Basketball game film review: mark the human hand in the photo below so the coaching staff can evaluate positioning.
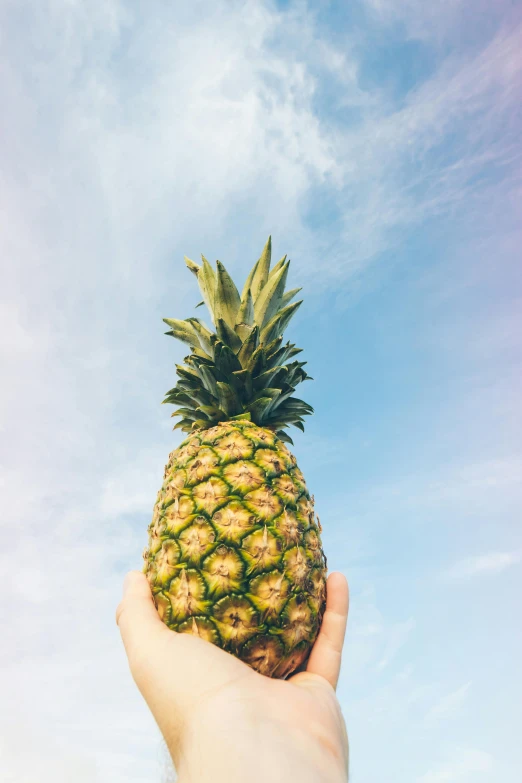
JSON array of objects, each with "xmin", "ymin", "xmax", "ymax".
[{"xmin": 116, "ymin": 570, "xmax": 349, "ymax": 783}]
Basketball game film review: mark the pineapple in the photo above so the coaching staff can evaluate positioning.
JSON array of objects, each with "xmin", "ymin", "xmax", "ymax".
[{"xmin": 144, "ymin": 237, "xmax": 327, "ymax": 678}]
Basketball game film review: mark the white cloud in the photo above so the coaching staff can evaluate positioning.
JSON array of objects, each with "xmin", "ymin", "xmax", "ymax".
[
  {"xmin": 342, "ymin": 582, "xmax": 416, "ymax": 683},
  {"xmin": 364, "ymin": 0, "xmax": 515, "ymax": 43},
  {"xmin": 2, "ymin": 1, "xmax": 519, "ymax": 306},
  {"xmin": 377, "ymin": 617, "xmax": 415, "ymax": 671},
  {"xmin": 358, "ymin": 457, "xmax": 522, "ymax": 519},
  {"xmin": 418, "ymin": 747, "xmax": 494, "ymax": 783},
  {"xmin": 443, "ymin": 551, "xmax": 522, "ymax": 581},
  {"xmin": 425, "ymin": 682, "xmax": 471, "ymax": 724},
  {"xmin": 100, "ymin": 448, "xmax": 167, "ymax": 517}
]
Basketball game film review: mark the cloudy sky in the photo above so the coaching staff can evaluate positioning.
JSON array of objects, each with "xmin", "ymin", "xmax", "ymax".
[{"xmin": 1, "ymin": 0, "xmax": 521, "ymax": 781}]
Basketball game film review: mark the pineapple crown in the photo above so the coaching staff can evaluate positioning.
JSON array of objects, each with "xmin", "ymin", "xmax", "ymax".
[{"xmin": 162, "ymin": 236, "xmax": 313, "ymax": 445}]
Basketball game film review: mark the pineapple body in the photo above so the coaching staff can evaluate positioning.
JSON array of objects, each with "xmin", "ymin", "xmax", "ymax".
[{"xmin": 144, "ymin": 419, "xmax": 326, "ymax": 678}]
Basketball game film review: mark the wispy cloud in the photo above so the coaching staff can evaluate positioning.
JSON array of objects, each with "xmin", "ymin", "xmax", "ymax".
[
  {"xmin": 364, "ymin": 0, "xmax": 516, "ymax": 44},
  {"xmin": 2, "ymin": 1, "xmax": 519, "ymax": 304},
  {"xmin": 357, "ymin": 456, "xmax": 522, "ymax": 513},
  {"xmin": 418, "ymin": 747, "xmax": 494, "ymax": 783},
  {"xmin": 325, "ymin": 21, "xmax": 522, "ymax": 289},
  {"xmin": 442, "ymin": 551, "xmax": 522, "ymax": 581},
  {"xmin": 377, "ymin": 617, "xmax": 415, "ymax": 671},
  {"xmin": 425, "ymin": 682, "xmax": 471, "ymax": 724}
]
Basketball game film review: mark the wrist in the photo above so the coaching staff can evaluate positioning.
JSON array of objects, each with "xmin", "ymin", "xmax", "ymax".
[{"xmin": 173, "ymin": 700, "xmax": 347, "ymax": 783}]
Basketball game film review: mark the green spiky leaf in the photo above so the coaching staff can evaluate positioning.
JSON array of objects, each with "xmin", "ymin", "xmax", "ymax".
[
  {"xmin": 230, "ymin": 412, "xmax": 252, "ymax": 421},
  {"xmin": 245, "ymin": 396, "xmax": 273, "ymax": 421},
  {"xmin": 268, "ymin": 255, "xmax": 287, "ymax": 279},
  {"xmin": 186, "ymin": 318, "xmax": 214, "ymax": 356},
  {"xmin": 246, "ymin": 345, "xmax": 266, "ymax": 376},
  {"xmin": 214, "ymin": 342, "xmax": 242, "ymax": 377},
  {"xmin": 236, "ymin": 288, "xmax": 254, "ymax": 334},
  {"xmin": 254, "ymin": 261, "xmax": 290, "ymax": 327},
  {"xmin": 173, "ymin": 418, "xmax": 195, "ymax": 432},
  {"xmin": 250, "ymin": 236, "xmax": 271, "ymax": 301},
  {"xmin": 216, "ymin": 382, "xmax": 241, "ymax": 416},
  {"xmin": 215, "ymin": 260, "xmax": 241, "ymax": 329},
  {"xmin": 198, "ymin": 405, "xmax": 226, "ymax": 421},
  {"xmin": 232, "ymin": 368, "xmax": 253, "ymax": 399},
  {"xmin": 280, "ymin": 287, "xmax": 302, "ymax": 308},
  {"xmin": 260, "ymin": 300, "xmax": 302, "ymax": 344},
  {"xmin": 216, "ymin": 318, "xmax": 242, "ymax": 353},
  {"xmin": 163, "ymin": 318, "xmax": 199, "ymax": 347},
  {"xmin": 199, "ymin": 256, "xmax": 217, "ymax": 323},
  {"xmin": 184, "ymin": 256, "xmax": 200, "ymax": 276},
  {"xmin": 164, "ymin": 238, "xmax": 313, "ymax": 435},
  {"xmin": 253, "ymin": 366, "xmax": 287, "ymax": 392},
  {"xmin": 196, "ymin": 364, "xmax": 219, "ymax": 397},
  {"xmin": 240, "ymin": 261, "xmax": 258, "ymax": 304},
  {"xmin": 237, "ymin": 326, "xmax": 259, "ymax": 367}
]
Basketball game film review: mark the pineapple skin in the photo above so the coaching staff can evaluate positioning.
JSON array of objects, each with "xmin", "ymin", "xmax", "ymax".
[{"xmin": 144, "ymin": 419, "xmax": 327, "ymax": 679}]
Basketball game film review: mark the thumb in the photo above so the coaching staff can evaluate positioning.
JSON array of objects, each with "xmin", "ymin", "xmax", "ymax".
[{"xmin": 116, "ymin": 570, "xmax": 169, "ymax": 672}]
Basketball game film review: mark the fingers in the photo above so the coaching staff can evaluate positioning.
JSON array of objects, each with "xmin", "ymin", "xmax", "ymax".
[
  {"xmin": 305, "ymin": 572, "xmax": 349, "ymax": 690},
  {"xmin": 116, "ymin": 570, "xmax": 168, "ymax": 670},
  {"xmin": 116, "ymin": 571, "xmax": 246, "ymax": 697}
]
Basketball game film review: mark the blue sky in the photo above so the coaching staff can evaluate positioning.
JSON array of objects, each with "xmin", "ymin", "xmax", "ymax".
[{"xmin": 1, "ymin": 1, "xmax": 521, "ymax": 781}]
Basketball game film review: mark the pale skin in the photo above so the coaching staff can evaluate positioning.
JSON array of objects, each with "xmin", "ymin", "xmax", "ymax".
[{"xmin": 116, "ymin": 570, "xmax": 350, "ymax": 783}]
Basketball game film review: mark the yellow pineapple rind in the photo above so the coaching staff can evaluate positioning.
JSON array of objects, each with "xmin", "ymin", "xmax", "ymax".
[{"xmin": 144, "ymin": 419, "xmax": 327, "ymax": 678}]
